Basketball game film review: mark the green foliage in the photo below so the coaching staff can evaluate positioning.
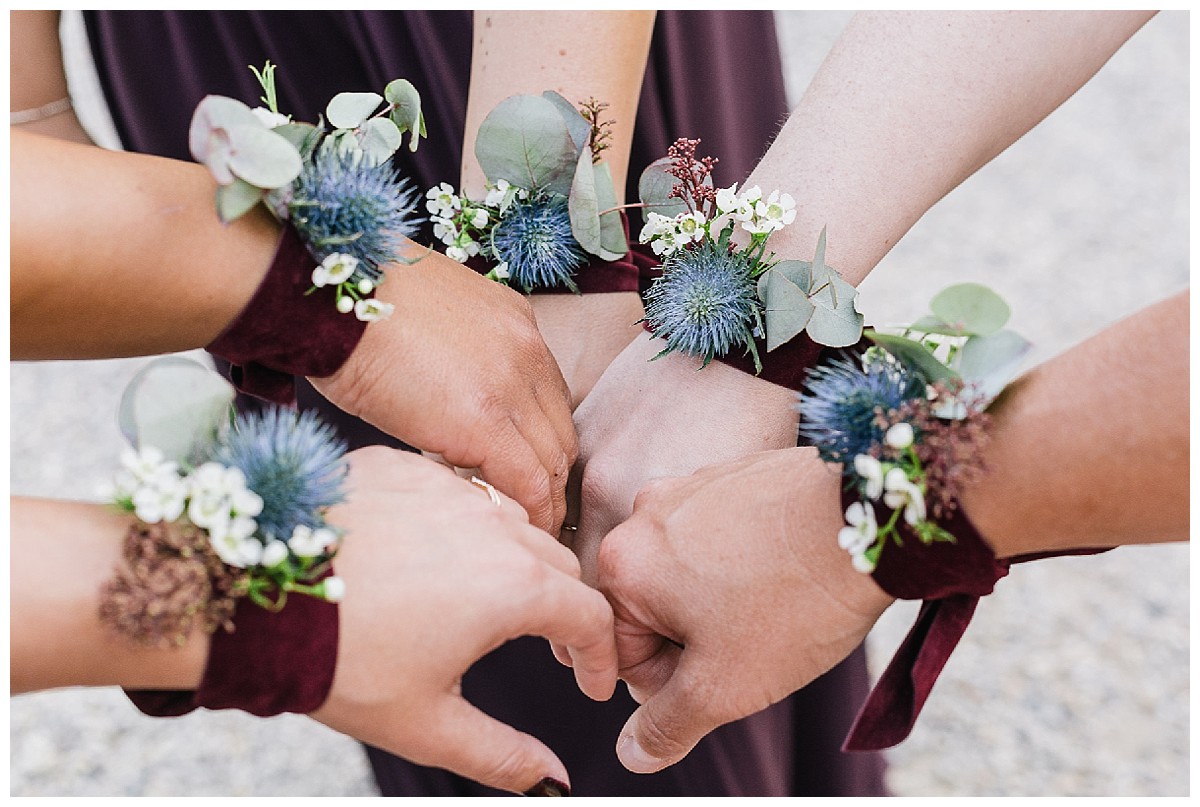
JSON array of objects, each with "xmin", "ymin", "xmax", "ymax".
[
  {"xmin": 928, "ymin": 282, "xmax": 1010, "ymax": 336},
  {"xmin": 637, "ymin": 157, "xmax": 691, "ymax": 217},
  {"xmin": 542, "ymin": 90, "xmax": 591, "ymax": 152},
  {"xmin": 756, "ymin": 227, "xmax": 863, "ymax": 349},
  {"xmin": 216, "ymin": 178, "xmax": 265, "ymax": 224},
  {"xmin": 384, "ymin": 78, "xmax": 425, "ymax": 152},
  {"xmin": 475, "ymin": 94, "xmax": 579, "ymax": 196},
  {"xmin": 118, "ymin": 357, "xmax": 235, "ymax": 466},
  {"xmin": 325, "ymin": 91, "xmax": 383, "ymax": 129}
]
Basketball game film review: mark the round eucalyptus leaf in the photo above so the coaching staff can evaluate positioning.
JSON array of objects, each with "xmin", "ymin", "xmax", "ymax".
[
  {"xmin": 359, "ymin": 117, "xmax": 402, "ymax": 165},
  {"xmin": 568, "ymin": 145, "xmax": 602, "ymax": 254},
  {"xmin": 805, "ymin": 298, "xmax": 864, "ymax": 347},
  {"xmin": 273, "ymin": 122, "xmax": 322, "ymax": 159},
  {"xmin": 593, "ymin": 162, "xmax": 628, "ymax": 258},
  {"xmin": 225, "ymin": 124, "xmax": 303, "ymax": 189},
  {"xmin": 760, "ymin": 267, "xmax": 816, "ymax": 351},
  {"xmin": 542, "ymin": 90, "xmax": 591, "ymax": 154},
  {"xmin": 956, "ymin": 329, "xmax": 1033, "ymax": 401},
  {"xmin": 476, "ymin": 94, "xmax": 577, "ymax": 195},
  {"xmin": 384, "ymin": 78, "xmax": 425, "ymax": 152},
  {"xmin": 188, "ymin": 95, "xmax": 260, "ymax": 167},
  {"xmin": 638, "ymin": 157, "xmax": 689, "ymax": 217},
  {"xmin": 930, "ymin": 282, "xmax": 1010, "ymax": 336},
  {"xmin": 118, "ymin": 356, "xmax": 235, "ymax": 465},
  {"xmin": 215, "ymin": 177, "xmax": 265, "ymax": 223},
  {"xmin": 326, "ymin": 91, "xmax": 383, "ymax": 129}
]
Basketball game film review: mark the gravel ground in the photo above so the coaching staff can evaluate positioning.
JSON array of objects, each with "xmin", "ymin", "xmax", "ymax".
[{"xmin": 10, "ymin": 10, "xmax": 1189, "ymax": 797}]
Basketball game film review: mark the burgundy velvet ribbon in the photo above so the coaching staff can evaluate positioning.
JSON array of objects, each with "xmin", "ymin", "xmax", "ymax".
[
  {"xmin": 465, "ymin": 211, "xmax": 641, "ymax": 294},
  {"xmin": 839, "ymin": 491, "xmax": 1112, "ymax": 751},
  {"xmin": 125, "ymin": 573, "xmax": 339, "ymax": 718},
  {"xmin": 207, "ymin": 225, "xmax": 368, "ymax": 405}
]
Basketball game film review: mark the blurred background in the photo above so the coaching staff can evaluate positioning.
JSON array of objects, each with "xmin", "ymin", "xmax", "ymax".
[{"xmin": 10, "ymin": 10, "xmax": 1189, "ymax": 796}]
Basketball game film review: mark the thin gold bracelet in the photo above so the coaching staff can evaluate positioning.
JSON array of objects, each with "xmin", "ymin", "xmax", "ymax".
[{"xmin": 10, "ymin": 96, "xmax": 73, "ymax": 125}]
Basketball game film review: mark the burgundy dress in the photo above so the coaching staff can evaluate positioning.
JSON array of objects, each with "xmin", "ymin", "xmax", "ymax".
[{"xmin": 85, "ymin": 11, "xmax": 886, "ymax": 797}]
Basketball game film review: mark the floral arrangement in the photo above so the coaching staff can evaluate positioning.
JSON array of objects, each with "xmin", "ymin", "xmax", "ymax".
[
  {"xmin": 798, "ymin": 283, "xmax": 1032, "ymax": 572},
  {"xmin": 636, "ymin": 138, "xmax": 863, "ymax": 371},
  {"xmin": 424, "ymin": 94, "xmax": 626, "ymax": 292},
  {"xmin": 99, "ymin": 358, "xmax": 349, "ymax": 647},
  {"xmin": 188, "ymin": 61, "xmax": 428, "ymax": 321}
]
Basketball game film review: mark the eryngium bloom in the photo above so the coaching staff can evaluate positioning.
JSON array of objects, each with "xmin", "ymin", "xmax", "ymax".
[
  {"xmin": 289, "ymin": 147, "xmax": 420, "ymax": 280},
  {"xmin": 212, "ymin": 408, "xmax": 348, "ymax": 542},
  {"xmin": 642, "ymin": 239, "xmax": 761, "ymax": 365},
  {"xmin": 489, "ymin": 193, "xmax": 587, "ymax": 292},
  {"xmin": 797, "ymin": 354, "xmax": 927, "ymax": 465}
]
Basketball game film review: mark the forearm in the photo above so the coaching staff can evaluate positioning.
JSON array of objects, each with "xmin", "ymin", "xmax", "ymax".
[
  {"xmin": 11, "ymin": 130, "xmax": 279, "ymax": 359},
  {"xmin": 959, "ymin": 290, "xmax": 1189, "ymax": 557},
  {"xmin": 746, "ymin": 10, "xmax": 1155, "ymax": 283},
  {"xmin": 11, "ymin": 497, "xmax": 208, "ymax": 693}
]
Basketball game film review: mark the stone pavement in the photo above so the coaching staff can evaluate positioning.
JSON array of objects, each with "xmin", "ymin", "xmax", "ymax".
[{"xmin": 9, "ymin": 11, "xmax": 1189, "ymax": 796}]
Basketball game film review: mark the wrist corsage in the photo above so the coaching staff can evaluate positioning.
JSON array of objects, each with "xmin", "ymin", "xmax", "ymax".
[
  {"xmin": 98, "ymin": 357, "xmax": 349, "ymax": 648},
  {"xmin": 636, "ymin": 138, "xmax": 864, "ymax": 372},
  {"xmin": 425, "ymin": 94, "xmax": 629, "ymax": 292},
  {"xmin": 190, "ymin": 61, "xmax": 427, "ymax": 322}
]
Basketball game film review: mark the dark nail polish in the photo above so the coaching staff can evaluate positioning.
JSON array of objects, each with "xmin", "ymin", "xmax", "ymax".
[{"xmin": 524, "ymin": 777, "xmax": 570, "ymax": 797}]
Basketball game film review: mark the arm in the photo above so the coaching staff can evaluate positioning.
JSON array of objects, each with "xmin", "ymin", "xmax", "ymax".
[
  {"xmin": 462, "ymin": 11, "xmax": 656, "ymax": 408},
  {"xmin": 596, "ymin": 289, "xmax": 1188, "ymax": 773},
  {"xmin": 571, "ymin": 9, "xmax": 1156, "ymax": 577},
  {"xmin": 10, "ymin": 130, "xmax": 573, "ymax": 532},
  {"xmin": 13, "ymin": 448, "xmax": 618, "ymax": 794},
  {"xmin": 10, "ymin": 10, "xmax": 95, "ymax": 144}
]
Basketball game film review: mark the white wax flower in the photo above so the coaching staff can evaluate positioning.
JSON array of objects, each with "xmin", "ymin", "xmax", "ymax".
[
  {"xmin": 470, "ymin": 208, "xmax": 489, "ymax": 229},
  {"xmin": 231, "ymin": 487, "xmax": 264, "ymax": 519},
  {"xmin": 885, "ymin": 422, "xmax": 915, "ymax": 450},
  {"xmin": 840, "ymin": 500, "xmax": 877, "ymax": 551},
  {"xmin": 853, "ymin": 454, "xmax": 884, "ymax": 500},
  {"xmin": 639, "ymin": 212, "xmax": 673, "ymax": 243},
  {"xmin": 120, "ymin": 445, "xmax": 178, "ymax": 486},
  {"xmin": 357, "ymin": 278, "xmax": 375, "ymax": 294},
  {"xmin": 484, "ymin": 179, "xmax": 513, "ymax": 208},
  {"xmin": 289, "ymin": 524, "xmax": 333, "ymax": 557},
  {"xmin": 715, "ymin": 184, "xmax": 741, "ymax": 215},
  {"xmin": 675, "ymin": 211, "xmax": 707, "ymax": 243},
  {"xmin": 261, "ymin": 540, "xmax": 289, "ymax": 568},
  {"xmin": 425, "ymin": 182, "xmax": 461, "ymax": 217},
  {"xmin": 188, "ymin": 489, "xmax": 231, "ymax": 531},
  {"xmin": 322, "ymin": 576, "xmax": 347, "ymax": 603},
  {"xmin": 311, "ymin": 266, "xmax": 330, "ymax": 287},
  {"xmin": 493, "ymin": 262, "xmax": 511, "ymax": 280},
  {"xmin": 851, "ymin": 552, "xmax": 877, "ymax": 574},
  {"xmin": 320, "ymin": 254, "xmax": 358, "ymax": 286},
  {"xmin": 354, "ymin": 298, "xmax": 395, "ymax": 322},
  {"xmin": 431, "ymin": 216, "xmax": 458, "ymax": 245},
  {"xmin": 336, "ymin": 296, "xmax": 355, "ymax": 314},
  {"xmin": 760, "ymin": 190, "xmax": 796, "ymax": 229},
  {"xmin": 445, "ymin": 245, "xmax": 469, "ymax": 263},
  {"xmin": 883, "ymin": 467, "xmax": 926, "ymax": 526},
  {"xmin": 132, "ymin": 477, "xmax": 187, "ymax": 524}
]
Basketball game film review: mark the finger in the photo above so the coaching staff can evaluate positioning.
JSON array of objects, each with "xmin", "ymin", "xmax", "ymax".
[
  {"xmin": 421, "ymin": 693, "xmax": 572, "ymax": 795},
  {"xmin": 460, "ymin": 474, "xmax": 530, "ymax": 524},
  {"xmin": 518, "ymin": 568, "xmax": 618, "ymax": 701},
  {"xmin": 617, "ymin": 635, "xmax": 681, "ymax": 706},
  {"xmin": 615, "ymin": 654, "xmax": 724, "ymax": 775},
  {"xmin": 473, "ymin": 421, "xmax": 556, "ymax": 533},
  {"xmin": 549, "ymin": 640, "xmax": 573, "ymax": 668},
  {"xmin": 535, "ymin": 377, "xmax": 579, "ymax": 469},
  {"xmin": 514, "ymin": 408, "xmax": 570, "ymax": 534},
  {"xmin": 506, "ymin": 521, "xmax": 582, "ymax": 580}
]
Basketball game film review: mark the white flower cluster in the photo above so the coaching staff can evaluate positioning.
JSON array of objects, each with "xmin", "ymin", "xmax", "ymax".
[
  {"xmin": 839, "ymin": 423, "xmax": 925, "ymax": 573},
  {"xmin": 638, "ymin": 183, "xmax": 798, "ymax": 258},
  {"xmin": 310, "ymin": 253, "xmax": 394, "ymax": 322},
  {"xmin": 425, "ymin": 180, "xmax": 526, "ymax": 267}
]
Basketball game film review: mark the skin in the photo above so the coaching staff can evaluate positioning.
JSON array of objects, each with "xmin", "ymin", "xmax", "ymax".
[
  {"xmin": 595, "ymin": 290, "xmax": 1188, "ymax": 774},
  {"xmin": 12, "ymin": 449, "xmax": 618, "ymax": 794},
  {"xmin": 568, "ymin": 10, "xmax": 1158, "ymax": 583}
]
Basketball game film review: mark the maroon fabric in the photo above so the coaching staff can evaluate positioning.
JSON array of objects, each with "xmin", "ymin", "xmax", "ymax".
[
  {"xmin": 206, "ymin": 226, "xmax": 367, "ymax": 405},
  {"xmin": 126, "ymin": 574, "xmax": 339, "ymax": 718}
]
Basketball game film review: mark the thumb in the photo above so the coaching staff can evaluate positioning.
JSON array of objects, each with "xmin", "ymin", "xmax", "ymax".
[
  {"xmin": 614, "ymin": 654, "xmax": 724, "ymax": 775},
  {"xmin": 418, "ymin": 693, "xmax": 573, "ymax": 795}
]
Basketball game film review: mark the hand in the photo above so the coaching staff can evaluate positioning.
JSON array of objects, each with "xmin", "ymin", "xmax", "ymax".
[
  {"xmin": 309, "ymin": 447, "xmax": 617, "ymax": 794},
  {"xmin": 310, "ymin": 252, "xmax": 577, "ymax": 534},
  {"xmin": 568, "ymin": 330, "xmax": 800, "ymax": 580},
  {"xmin": 594, "ymin": 448, "xmax": 894, "ymax": 774}
]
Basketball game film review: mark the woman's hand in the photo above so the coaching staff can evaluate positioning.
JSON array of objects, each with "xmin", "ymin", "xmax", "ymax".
[{"xmin": 310, "ymin": 447, "xmax": 617, "ymax": 794}]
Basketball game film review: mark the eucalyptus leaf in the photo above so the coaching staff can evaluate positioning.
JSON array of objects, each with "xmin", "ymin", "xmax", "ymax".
[
  {"xmin": 384, "ymin": 79, "xmax": 424, "ymax": 152},
  {"xmin": 930, "ymin": 282, "xmax": 1010, "ymax": 336},
  {"xmin": 326, "ymin": 91, "xmax": 383, "ymax": 129},
  {"xmin": 637, "ymin": 157, "xmax": 690, "ymax": 217},
  {"xmin": 475, "ymin": 94, "xmax": 577, "ymax": 195},
  {"xmin": 593, "ymin": 162, "xmax": 628, "ymax": 258},
  {"xmin": 771, "ymin": 259, "xmax": 813, "ymax": 294},
  {"xmin": 542, "ymin": 90, "xmax": 591, "ymax": 155},
  {"xmin": 273, "ymin": 122, "xmax": 322, "ymax": 160},
  {"xmin": 215, "ymin": 177, "xmax": 265, "ymax": 223},
  {"xmin": 188, "ymin": 95, "xmax": 260, "ymax": 168},
  {"xmin": 760, "ymin": 268, "xmax": 816, "ymax": 351},
  {"xmin": 568, "ymin": 144, "xmax": 602, "ymax": 254},
  {"xmin": 118, "ymin": 357, "xmax": 235, "ymax": 465},
  {"xmin": 866, "ymin": 331, "xmax": 959, "ymax": 384},
  {"xmin": 806, "ymin": 296, "xmax": 864, "ymax": 347},
  {"xmin": 225, "ymin": 124, "xmax": 303, "ymax": 189},
  {"xmin": 956, "ymin": 329, "xmax": 1033, "ymax": 401},
  {"xmin": 358, "ymin": 117, "xmax": 402, "ymax": 165},
  {"xmin": 908, "ymin": 314, "xmax": 969, "ymax": 337}
]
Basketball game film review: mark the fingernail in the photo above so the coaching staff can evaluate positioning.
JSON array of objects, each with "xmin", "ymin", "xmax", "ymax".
[
  {"xmin": 524, "ymin": 777, "xmax": 570, "ymax": 797},
  {"xmin": 617, "ymin": 734, "xmax": 662, "ymax": 774}
]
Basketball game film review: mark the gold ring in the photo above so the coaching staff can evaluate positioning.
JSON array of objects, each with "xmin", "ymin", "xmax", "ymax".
[
  {"xmin": 561, "ymin": 525, "xmax": 578, "ymax": 532},
  {"xmin": 470, "ymin": 476, "xmax": 502, "ymax": 507}
]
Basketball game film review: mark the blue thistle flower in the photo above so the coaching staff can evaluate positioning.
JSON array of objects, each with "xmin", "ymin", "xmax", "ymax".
[
  {"xmin": 797, "ymin": 354, "xmax": 926, "ymax": 464},
  {"xmin": 489, "ymin": 193, "xmax": 587, "ymax": 292},
  {"xmin": 289, "ymin": 147, "xmax": 421, "ymax": 281},
  {"xmin": 642, "ymin": 239, "xmax": 761, "ymax": 366},
  {"xmin": 212, "ymin": 408, "xmax": 348, "ymax": 541}
]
